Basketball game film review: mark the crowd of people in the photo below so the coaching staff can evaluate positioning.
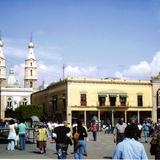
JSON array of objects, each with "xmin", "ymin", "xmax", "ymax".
[{"xmin": 1, "ymin": 116, "xmax": 160, "ymax": 159}]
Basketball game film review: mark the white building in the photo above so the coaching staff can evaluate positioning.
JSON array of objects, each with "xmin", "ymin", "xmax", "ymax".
[{"xmin": 0, "ymin": 37, "xmax": 37, "ymax": 119}]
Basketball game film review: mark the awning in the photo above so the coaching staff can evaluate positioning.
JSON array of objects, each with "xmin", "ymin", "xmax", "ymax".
[
  {"xmin": 98, "ymin": 93, "xmax": 108, "ymax": 97},
  {"xmin": 119, "ymin": 94, "xmax": 128, "ymax": 97},
  {"xmin": 109, "ymin": 94, "xmax": 117, "ymax": 97}
]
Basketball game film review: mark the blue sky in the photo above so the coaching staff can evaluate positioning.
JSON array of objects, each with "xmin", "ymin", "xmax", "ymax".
[{"xmin": 0, "ymin": 0, "xmax": 160, "ymax": 86}]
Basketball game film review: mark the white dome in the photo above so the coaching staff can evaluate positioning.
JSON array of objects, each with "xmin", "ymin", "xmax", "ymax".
[
  {"xmin": 26, "ymin": 41, "xmax": 36, "ymax": 60},
  {"xmin": 28, "ymin": 42, "xmax": 34, "ymax": 48}
]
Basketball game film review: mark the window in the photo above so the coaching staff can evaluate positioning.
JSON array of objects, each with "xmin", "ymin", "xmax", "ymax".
[
  {"xmin": 99, "ymin": 96, "xmax": 105, "ymax": 106},
  {"xmin": 7, "ymin": 97, "xmax": 13, "ymax": 110},
  {"xmin": 30, "ymin": 70, "xmax": 32, "ymax": 76},
  {"xmin": 30, "ymin": 81, "xmax": 33, "ymax": 88},
  {"xmin": 137, "ymin": 95, "xmax": 143, "ymax": 107},
  {"xmin": 22, "ymin": 98, "xmax": 27, "ymax": 105},
  {"xmin": 109, "ymin": 96, "xmax": 116, "ymax": 106},
  {"xmin": 30, "ymin": 62, "xmax": 32, "ymax": 66},
  {"xmin": 80, "ymin": 94, "xmax": 87, "ymax": 106},
  {"xmin": 120, "ymin": 96, "xmax": 126, "ymax": 106}
]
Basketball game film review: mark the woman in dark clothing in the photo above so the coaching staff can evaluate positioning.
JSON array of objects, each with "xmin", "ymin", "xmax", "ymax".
[
  {"xmin": 150, "ymin": 125, "xmax": 160, "ymax": 159},
  {"xmin": 72, "ymin": 120, "xmax": 88, "ymax": 159}
]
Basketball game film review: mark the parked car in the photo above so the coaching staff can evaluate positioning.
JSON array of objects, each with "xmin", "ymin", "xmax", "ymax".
[{"xmin": 0, "ymin": 127, "xmax": 9, "ymax": 143}]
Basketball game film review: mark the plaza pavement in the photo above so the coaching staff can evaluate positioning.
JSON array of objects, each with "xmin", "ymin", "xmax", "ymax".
[{"xmin": 0, "ymin": 132, "xmax": 155, "ymax": 159}]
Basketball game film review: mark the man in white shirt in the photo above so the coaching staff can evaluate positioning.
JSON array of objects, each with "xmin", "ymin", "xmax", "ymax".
[
  {"xmin": 113, "ymin": 117, "xmax": 127, "ymax": 144},
  {"xmin": 113, "ymin": 124, "xmax": 148, "ymax": 159}
]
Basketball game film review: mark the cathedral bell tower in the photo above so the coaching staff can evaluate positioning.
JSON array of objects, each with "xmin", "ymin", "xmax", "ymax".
[
  {"xmin": 24, "ymin": 38, "xmax": 37, "ymax": 91},
  {"xmin": 0, "ymin": 37, "xmax": 6, "ymax": 87}
]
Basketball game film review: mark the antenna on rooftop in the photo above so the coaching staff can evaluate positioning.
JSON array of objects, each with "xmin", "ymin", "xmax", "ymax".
[{"xmin": 63, "ymin": 64, "xmax": 66, "ymax": 80}]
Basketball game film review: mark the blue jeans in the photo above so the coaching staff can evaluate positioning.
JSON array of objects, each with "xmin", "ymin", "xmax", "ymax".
[
  {"xmin": 7, "ymin": 139, "xmax": 15, "ymax": 151},
  {"xmin": 93, "ymin": 131, "xmax": 97, "ymax": 141},
  {"xmin": 19, "ymin": 134, "xmax": 26, "ymax": 150},
  {"xmin": 56, "ymin": 143, "xmax": 68, "ymax": 159},
  {"xmin": 74, "ymin": 140, "xmax": 85, "ymax": 159},
  {"xmin": 84, "ymin": 138, "xmax": 87, "ymax": 154},
  {"xmin": 144, "ymin": 130, "xmax": 149, "ymax": 142}
]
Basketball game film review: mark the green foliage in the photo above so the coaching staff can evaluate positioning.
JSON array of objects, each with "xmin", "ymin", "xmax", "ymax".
[{"xmin": 14, "ymin": 105, "xmax": 44, "ymax": 121}]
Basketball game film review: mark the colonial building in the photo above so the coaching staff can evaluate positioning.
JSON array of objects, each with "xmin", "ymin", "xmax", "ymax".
[
  {"xmin": 31, "ymin": 76, "xmax": 160, "ymax": 126},
  {"xmin": 0, "ymin": 38, "xmax": 37, "ymax": 119}
]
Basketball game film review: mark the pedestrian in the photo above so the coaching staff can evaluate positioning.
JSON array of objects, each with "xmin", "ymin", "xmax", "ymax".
[
  {"xmin": 83, "ymin": 123, "xmax": 88, "ymax": 156},
  {"xmin": 7, "ymin": 119, "xmax": 17, "ymax": 151},
  {"xmin": 129, "ymin": 119, "xmax": 139, "ymax": 140},
  {"xmin": 36, "ymin": 123, "xmax": 48, "ymax": 154},
  {"xmin": 113, "ymin": 124, "xmax": 148, "ymax": 159},
  {"xmin": 150, "ymin": 124, "xmax": 160, "ymax": 159},
  {"xmin": 113, "ymin": 117, "xmax": 127, "ymax": 144},
  {"xmin": 142, "ymin": 121, "xmax": 150, "ymax": 143},
  {"xmin": 47, "ymin": 120, "xmax": 54, "ymax": 143},
  {"xmin": 17, "ymin": 120, "xmax": 26, "ymax": 150},
  {"xmin": 53, "ymin": 119, "xmax": 71, "ymax": 159},
  {"xmin": 64, "ymin": 121, "xmax": 72, "ymax": 154},
  {"xmin": 91, "ymin": 120, "xmax": 97, "ymax": 141},
  {"xmin": 72, "ymin": 120, "xmax": 88, "ymax": 159},
  {"xmin": 138, "ymin": 123, "xmax": 143, "ymax": 139}
]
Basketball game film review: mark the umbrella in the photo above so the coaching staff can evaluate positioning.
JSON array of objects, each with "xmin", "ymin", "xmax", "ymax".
[
  {"xmin": 30, "ymin": 115, "xmax": 40, "ymax": 122},
  {"xmin": 92, "ymin": 116, "xmax": 98, "ymax": 121}
]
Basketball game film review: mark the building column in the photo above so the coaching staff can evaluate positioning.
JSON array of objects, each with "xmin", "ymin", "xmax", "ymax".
[
  {"xmin": 125, "ymin": 111, "xmax": 127, "ymax": 123},
  {"xmin": 137, "ymin": 111, "xmax": 140, "ymax": 123},
  {"xmin": 116, "ymin": 96, "xmax": 120, "ymax": 106},
  {"xmin": 105, "ymin": 96, "xmax": 109, "ymax": 106},
  {"xmin": 67, "ymin": 106, "xmax": 72, "ymax": 127},
  {"xmin": 84, "ymin": 110, "xmax": 87, "ymax": 127},
  {"xmin": 98, "ymin": 110, "xmax": 101, "ymax": 122},
  {"xmin": 112, "ymin": 110, "xmax": 114, "ymax": 127}
]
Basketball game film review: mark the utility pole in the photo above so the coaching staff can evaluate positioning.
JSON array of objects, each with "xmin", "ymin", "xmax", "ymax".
[{"xmin": 62, "ymin": 64, "xmax": 66, "ymax": 80}]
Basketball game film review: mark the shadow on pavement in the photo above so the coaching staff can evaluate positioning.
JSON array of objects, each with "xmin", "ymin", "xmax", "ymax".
[
  {"xmin": 103, "ymin": 156, "xmax": 112, "ymax": 159},
  {"xmin": 29, "ymin": 151, "xmax": 42, "ymax": 154}
]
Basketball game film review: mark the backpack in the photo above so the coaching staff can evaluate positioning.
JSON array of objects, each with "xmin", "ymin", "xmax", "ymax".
[{"xmin": 73, "ymin": 126, "xmax": 80, "ymax": 142}]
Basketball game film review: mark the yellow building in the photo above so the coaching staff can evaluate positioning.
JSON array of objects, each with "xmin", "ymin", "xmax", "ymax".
[{"xmin": 31, "ymin": 75, "xmax": 160, "ymax": 126}]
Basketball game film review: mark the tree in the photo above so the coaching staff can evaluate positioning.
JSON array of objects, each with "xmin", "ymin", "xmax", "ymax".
[{"xmin": 14, "ymin": 105, "xmax": 44, "ymax": 121}]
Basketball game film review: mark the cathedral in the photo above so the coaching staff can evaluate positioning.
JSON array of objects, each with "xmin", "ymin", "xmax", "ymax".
[{"xmin": 0, "ymin": 37, "xmax": 37, "ymax": 119}]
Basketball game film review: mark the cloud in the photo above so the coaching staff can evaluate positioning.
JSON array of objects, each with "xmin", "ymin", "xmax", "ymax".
[
  {"xmin": 37, "ymin": 61, "xmax": 62, "ymax": 85},
  {"xmin": 13, "ymin": 63, "xmax": 25, "ymax": 86},
  {"xmin": 5, "ymin": 46, "xmax": 26, "ymax": 59},
  {"xmin": 114, "ymin": 51, "xmax": 160, "ymax": 80},
  {"xmin": 12, "ymin": 61, "xmax": 62, "ymax": 87},
  {"xmin": 65, "ymin": 65, "xmax": 98, "ymax": 77}
]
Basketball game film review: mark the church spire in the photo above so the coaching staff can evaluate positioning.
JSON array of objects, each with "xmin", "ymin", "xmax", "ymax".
[
  {"xmin": 24, "ymin": 35, "xmax": 37, "ymax": 91},
  {"xmin": 30, "ymin": 32, "xmax": 32, "ymax": 42},
  {"xmin": 0, "ymin": 32, "xmax": 6, "ymax": 87},
  {"xmin": 27, "ymin": 33, "xmax": 36, "ymax": 60},
  {"xmin": 0, "ymin": 33, "xmax": 5, "ymax": 59}
]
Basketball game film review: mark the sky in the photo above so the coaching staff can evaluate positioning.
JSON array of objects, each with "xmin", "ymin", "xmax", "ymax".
[{"xmin": 0, "ymin": 0, "xmax": 160, "ymax": 86}]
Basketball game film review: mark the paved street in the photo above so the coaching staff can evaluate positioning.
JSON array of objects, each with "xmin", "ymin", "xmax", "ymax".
[{"xmin": 0, "ymin": 132, "xmax": 154, "ymax": 159}]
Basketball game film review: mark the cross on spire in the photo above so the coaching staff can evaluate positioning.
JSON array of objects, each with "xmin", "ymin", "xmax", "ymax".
[{"xmin": 30, "ymin": 32, "xmax": 33, "ymax": 42}]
